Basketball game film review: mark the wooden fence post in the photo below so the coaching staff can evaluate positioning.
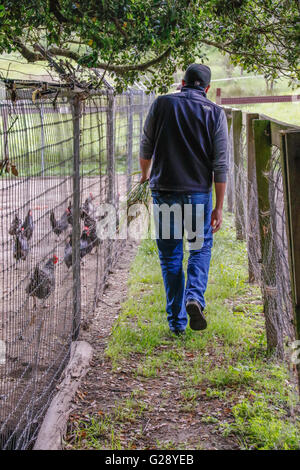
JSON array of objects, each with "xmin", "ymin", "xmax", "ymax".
[
  {"xmin": 281, "ymin": 130, "xmax": 300, "ymax": 386},
  {"xmin": 106, "ymin": 91, "xmax": 115, "ymax": 205},
  {"xmin": 139, "ymin": 91, "xmax": 144, "ymax": 142},
  {"xmin": 1, "ymin": 104, "xmax": 9, "ymax": 160},
  {"xmin": 39, "ymin": 103, "xmax": 45, "ymax": 176},
  {"xmin": 246, "ymin": 113, "xmax": 259, "ymax": 283},
  {"xmin": 232, "ymin": 109, "xmax": 245, "ymax": 239},
  {"xmin": 71, "ymin": 94, "xmax": 81, "ymax": 341},
  {"xmin": 224, "ymin": 108, "xmax": 234, "ymax": 213},
  {"xmin": 253, "ymin": 119, "xmax": 283, "ymax": 356},
  {"xmin": 127, "ymin": 91, "xmax": 133, "ymax": 193}
]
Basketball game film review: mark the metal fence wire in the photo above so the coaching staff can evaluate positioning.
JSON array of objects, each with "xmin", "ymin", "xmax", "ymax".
[
  {"xmin": 264, "ymin": 146, "xmax": 294, "ymax": 344},
  {"xmin": 0, "ymin": 85, "xmax": 297, "ymax": 449},
  {"xmin": 0, "ymin": 85, "xmax": 154, "ymax": 450},
  {"xmin": 226, "ymin": 111, "xmax": 295, "ymax": 358}
]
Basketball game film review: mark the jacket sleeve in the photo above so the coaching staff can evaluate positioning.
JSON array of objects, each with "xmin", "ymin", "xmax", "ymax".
[
  {"xmin": 140, "ymin": 99, "xmax": 158, "ymax": 160},
  {"xmin": 212, "ymin": 110, "xmax": 229, "ymax": 183}
]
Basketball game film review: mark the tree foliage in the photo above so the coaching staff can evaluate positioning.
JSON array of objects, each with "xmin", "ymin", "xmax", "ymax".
[{"xmin": 0, "ymin": 0, "xmax": 299, "ymax": 92}]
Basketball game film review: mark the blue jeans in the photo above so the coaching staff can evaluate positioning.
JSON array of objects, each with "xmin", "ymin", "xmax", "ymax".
[{"xmin": 152, "ymin": 191, "xmax": 213, "ymax": 332}]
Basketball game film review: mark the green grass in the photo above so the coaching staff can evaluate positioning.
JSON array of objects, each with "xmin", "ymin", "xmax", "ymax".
[
  {"xmin": 206, "ymin": 49, "xmax": 300, "ymax": 126},
  {"xmin": 175, "ymin": 47, "xmax": 300, "ymax": 126},
  {"xmin": 0, "ymin": 109, "xmax": 141, "ymax": 177},
  {"xmin": 223, "ymin": 398, "xmax": 300, "ymax": 450},
  {"xmin": 102, "ymin": 212, "xmax": 300, "ymax": 450},
  {"xmin": 68, "ymin": 395, "xmax": 151, "ymax": 450}
]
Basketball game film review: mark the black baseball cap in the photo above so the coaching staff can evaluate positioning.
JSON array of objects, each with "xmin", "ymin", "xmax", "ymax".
[{"xmin": 184, "ymin": 64, "xmax": 211, "ymax": 87}]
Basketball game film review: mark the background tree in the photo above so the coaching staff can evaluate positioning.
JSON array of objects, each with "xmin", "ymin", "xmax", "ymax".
[{"xmin": 0, "ymin": 0, "xmax": 299, "ymax": 92}]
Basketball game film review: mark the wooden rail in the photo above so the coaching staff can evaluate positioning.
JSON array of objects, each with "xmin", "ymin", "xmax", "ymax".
[{"xmin": 217, "ymin": 88, "xmax": 300, "ymax": 105}]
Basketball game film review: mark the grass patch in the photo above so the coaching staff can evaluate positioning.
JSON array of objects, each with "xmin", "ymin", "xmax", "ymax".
[
  {"xmin": 223, "ymin": 398, "xmax": 300, "ymax": 450},
  {"xmin": 68, "ymin": 211, "xmax": 299, "ymax": 450},
  {"xmin": 104, "ymin": 211, "xmax": 300, "ymax": 450},
  {"xmin": 68, "ymin": 396, "xmax": 150, "ymax": 450}
]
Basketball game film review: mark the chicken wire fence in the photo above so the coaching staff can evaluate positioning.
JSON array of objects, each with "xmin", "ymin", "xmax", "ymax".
[
  {"xmin": 225, "ymin": 110, "xmax": 297, "ymax": 359},
  {"xmin": 262, "ymin": 145, "xmax": 294, "ymax": 351},
  {"xmin": 0, "ymin": 84, "xmax": 154, "ymax": 449}
]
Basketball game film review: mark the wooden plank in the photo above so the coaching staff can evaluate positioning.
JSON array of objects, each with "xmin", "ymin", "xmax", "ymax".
[
  {"xmin": 127, "ymin": 91, "xmax": 133, "ymax": 193},
  {"xmin": 253, "ymin": 120, "xmax": 271, "ymax": 246},
  {"xmin": 270, "ymin": 120, "xmax": 293, "ymax": 148},
  {"xmin": 221, "ymin": 95, "xmax": 300, "ymax": 105},
  {"xmin": 253, "ymin": 119, "xmax": 283, "ymax": 355},
  {"xmin": 232, "ymin": 109, "xmax": 245, "ymax": 239},
  {"xmin": 216, "ymin": 87, "xmax": 221, "ymax": 105},
  {"xmin": 281, "ymin": 131, "xmax": 300, "ymax": 342},
  {"xmin": 246, "ymin": 113, "xmax": 259, "ymax": 283},
  {"xmin": 259, "ymin": 113, "xmax": 300, "ymax": 131},
  {"xmin": 106, "ymin": 92, "xmax": 115, "ymax": 205},
  {"xmin": 33, "ymin": 341, "xmax": 93, "ymax": 450},
  {"xmin": 71, "ymin": 95, "xmax": 81, "ymax": 341},
  {"xmin": 225, "ymin": 109, "xmax": 234, "ymax": 213},
  {"xmin": 1, "ymin": 106, "xmax": 9, "ymax": 160}
]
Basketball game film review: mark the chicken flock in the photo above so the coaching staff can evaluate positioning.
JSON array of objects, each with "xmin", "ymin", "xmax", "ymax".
[{"xmin": 8, "ymin": 194, "xmax": 101, "ymax": 310}]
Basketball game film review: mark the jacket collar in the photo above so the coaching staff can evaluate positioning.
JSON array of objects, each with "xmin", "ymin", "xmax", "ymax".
[{"xmin": 181, "ymin": 85, "xmax": 207, "ymax": 98}]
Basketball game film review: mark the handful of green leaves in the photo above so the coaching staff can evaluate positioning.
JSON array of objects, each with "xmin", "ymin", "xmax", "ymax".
[{"xmin": 126, "ymin": 179, "xmax": 151, "ymax": 226}]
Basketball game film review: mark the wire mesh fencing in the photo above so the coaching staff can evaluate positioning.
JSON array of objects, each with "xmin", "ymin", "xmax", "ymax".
[
  {"xmin": 0, "ymin": 84, "xmax": 154, "ymax": 449},
  {"xmin": 225, "ymin": 109, "xmax": 298, "ymax": 359},
  {"xmin": 263, "ymin": 145, "xmax": 294, "ymax": 348}
]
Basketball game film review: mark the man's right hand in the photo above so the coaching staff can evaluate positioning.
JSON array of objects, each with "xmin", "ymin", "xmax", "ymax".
[
  {"xmin": 211, "ymin": 208, "xmax": 223, "ymax": 233},
  {"xmin": 140, "ymin": 174, "xmax": 149, "ymax": 184}
]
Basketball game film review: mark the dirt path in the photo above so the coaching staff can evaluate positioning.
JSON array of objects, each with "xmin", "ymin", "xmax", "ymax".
[{"xmin": 64, "ymin": 240, "xmax": 239, "ymax": 450}]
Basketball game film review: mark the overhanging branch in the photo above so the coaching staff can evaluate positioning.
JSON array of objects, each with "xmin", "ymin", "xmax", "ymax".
[
  {"xmin": 48, "ymin": 0, "xmax": 68, "ymax": 24},
  {"xmin": 12, "ymin": 39, "xmax": 43, "ymax": 63},
  {"xmin": 47, "ymin": 46, "xmax": 172, "ymax": 73}
]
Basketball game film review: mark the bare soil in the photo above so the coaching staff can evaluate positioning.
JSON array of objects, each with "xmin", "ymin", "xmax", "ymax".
[{"xmin": 64, "ymin": 241, "xmax": 239, "ymax": 450}]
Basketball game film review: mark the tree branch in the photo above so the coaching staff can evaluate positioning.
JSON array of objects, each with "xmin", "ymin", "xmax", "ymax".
[
  {"xmin": 112, "ymin": 18, "xmax": 129, "ymax": 41},
  {"xmin": 48, "ymin": 0, "xmax": 68, "ymax": 24},
  {"xmin": 12, "ymin": 39, "xmax": 43, "ymax": 62},
  {"xmin": 48, "ymin": 46, "xmax": 172, "ymax": 73}
]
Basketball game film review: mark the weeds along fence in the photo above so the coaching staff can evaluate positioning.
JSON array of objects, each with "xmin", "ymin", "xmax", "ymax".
[
  {"xmin": 0, "ymin": 82, "xmax": 154, "ymax": 449},
  {"xmin": 224, "ymin": 108, "xmax": 300, "ymax": 366}
]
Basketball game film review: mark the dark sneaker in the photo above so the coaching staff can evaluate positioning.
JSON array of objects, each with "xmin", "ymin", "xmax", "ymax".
[{"xmin": 186, "ymin": 300, "xmax": 207, "ymax": 331}]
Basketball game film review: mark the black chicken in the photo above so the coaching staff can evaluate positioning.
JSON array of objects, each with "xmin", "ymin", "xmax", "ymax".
[
  {"xmin": 26, "ymin": 255, "xmax": 58, "ymax": 308},
  {"xmin": 64, "ymin": 235, "xmax": 72, "ymax": 269},
  {"xmin": 83, "ymin": 213, "xmax": 99, "ymax": 249},
  {"xmin": 14, "ymin": 228, "xmax": 29, "ymax": 262},
  {"xmin": 22, "ymin": 209, "xmax": 34, "ymax": 240},
  {"xmin": 50, "ymin": 208, "xmax": 69, "ymax": 236},
  {"xmin": 81, "ymin": 193, "xmax": 95, "ymax": 219},
  {"xmin": 80, "ymin": 226, "xmax": 93, "ymax": 259},
  {"xmin": 64, "ymin": 227, "xmax": 94, "ymax": 268},
  {"xmin": 9, "ymin": 214, "xmax": 22, "ymax": 236},
  {"xmin": 67, "ymin": 201, "xmax": 73, "ymax": 226}
]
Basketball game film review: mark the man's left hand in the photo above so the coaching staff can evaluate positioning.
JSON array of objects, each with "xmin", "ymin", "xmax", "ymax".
[{"xmin": 211, "ymin": 208, "xmax": 223, "ymax": 233}]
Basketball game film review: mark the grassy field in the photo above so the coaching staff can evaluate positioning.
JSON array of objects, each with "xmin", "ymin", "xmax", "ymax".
[
  {"xmin": 70, "ymin": 212, "xmax": 300, "ymax": 450},
  {"xmin": 0, "ymin": 108, "xmax": 140, "ymax": 177},
  {"xmin": 174, "ymin": 47, "xmax": 300, "ymax": 127},
  {"xmin": 205, "ymin": 49, "xmax": 300, "ymax": 126}
]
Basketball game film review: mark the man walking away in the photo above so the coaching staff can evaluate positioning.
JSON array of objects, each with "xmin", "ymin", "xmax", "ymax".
[{"xmin": 139, "ymin": 64, "xmax": 229, "ymax": 335}]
